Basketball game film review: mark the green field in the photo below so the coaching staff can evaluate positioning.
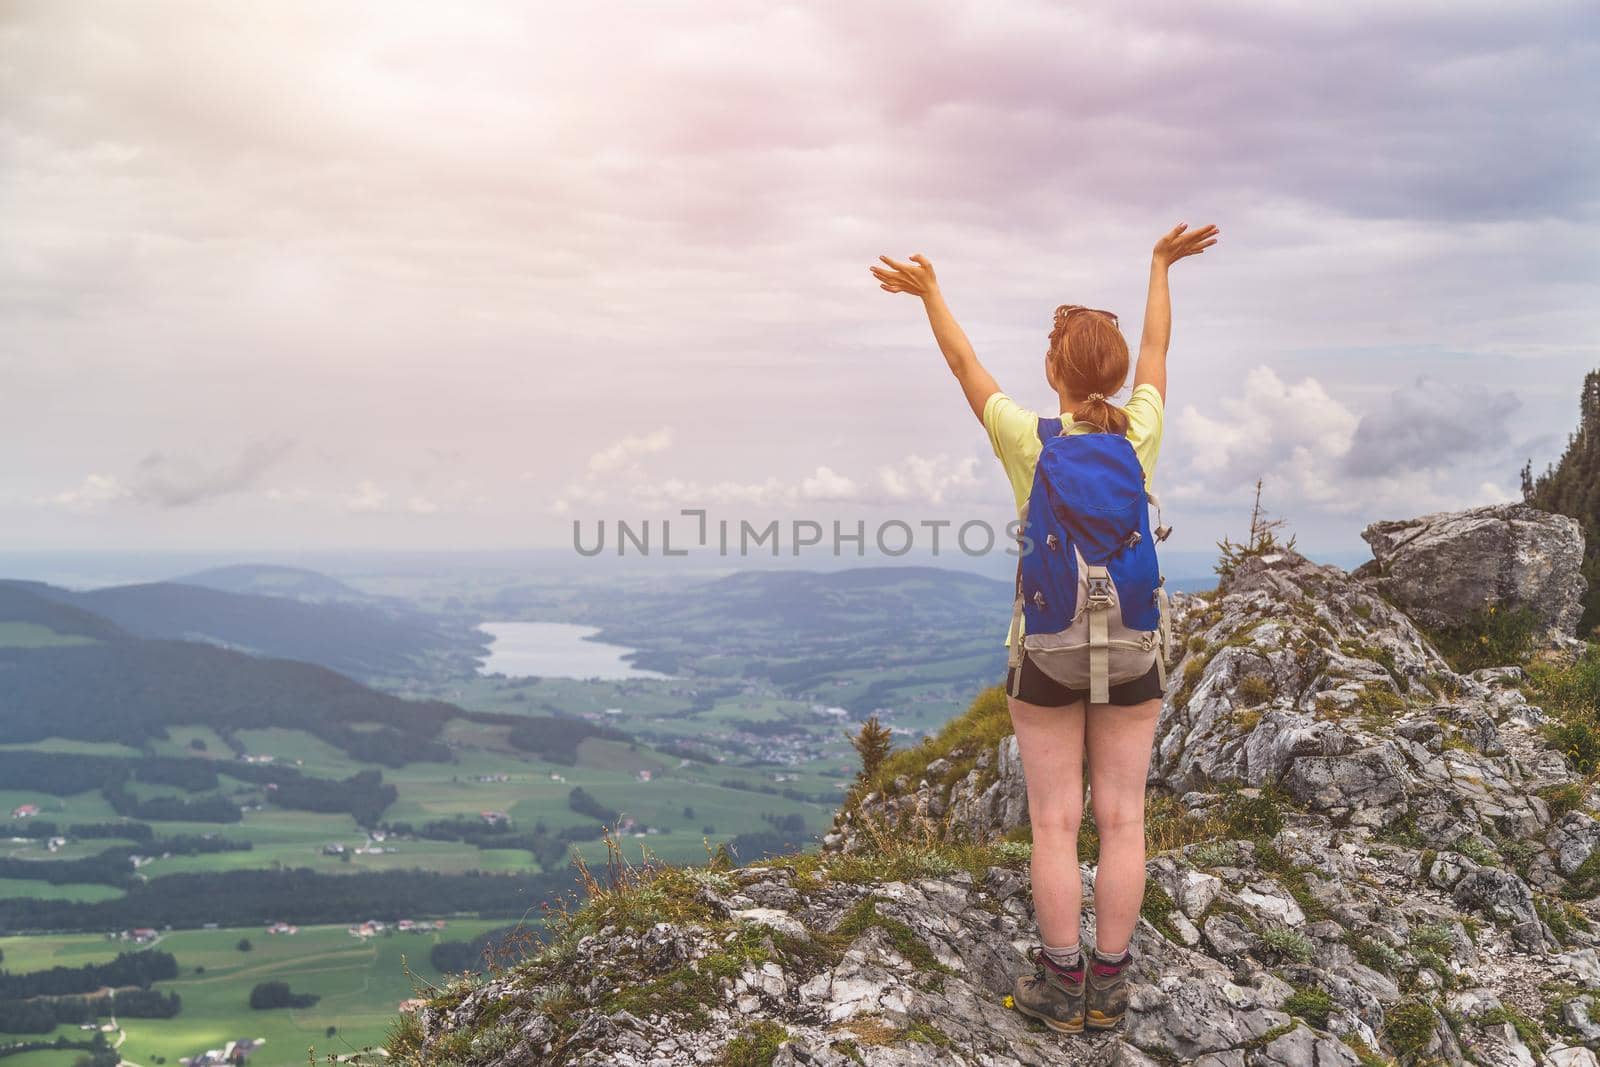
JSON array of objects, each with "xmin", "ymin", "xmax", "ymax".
[
  {"xmin": 0, "ymin": 920, "xmax": 510, "ymax": 1067},
  {"xmin": 0, "ymin": 563, "xmax": 1015, "ymax": 1062},
  {"xmin": 0, "ymin": 878, "xmax": 123, "ymax": 902},
  {"xmin": 1, "ymin": 698, "xmax": 843, "ymax": 877},
  {"xmin": 0, "ymin": 621, "xmax": 98, "ymax": 649}
]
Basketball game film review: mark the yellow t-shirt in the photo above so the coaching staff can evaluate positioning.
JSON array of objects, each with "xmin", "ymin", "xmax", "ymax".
[{"xmin": 983, "ymin": 382, "xmax": 1166, "ymax": 643}]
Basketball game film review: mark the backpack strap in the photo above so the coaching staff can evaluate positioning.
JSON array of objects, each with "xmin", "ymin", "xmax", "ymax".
[
  {"xmin": 1147, "ymin": 488, "xmax": 1173, "ymax": 543},
  {"xmin": 1012, "ymin": 423, "xmax": 1060, "ymax": 689},
  {"xmin": 1084, "ymin": 563, "xmax": 1114, "ymax": 703},
  {"xmin": 1006, "ymin": 552, "xmax": 1026, "ymax": 680},
  {"xmin": 1154, "ymin": 575, "xmax": 1171, "ymax": 692}
]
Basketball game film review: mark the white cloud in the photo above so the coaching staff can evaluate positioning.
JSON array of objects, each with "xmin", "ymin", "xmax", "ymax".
[
  {"xmin": 588, "ymin": 429, "xmax": 673, "ymax": 477},
  {"xmin": 1169, "ymin": 365, "xmax": 1536, "ymax": 521},
  {"xmin": 47, "ymin": 474, "xmax": 130, "ymax": 512},
  {"xmin": 800, "ymin": 465, "xmax": 859, "ymax": 501},
  {"xmin": 876, "ymin": 454, "xmax": 983, "ymax": 506},
  {"xmin": 345, "ymin": 480, "xmax": 389, "ymax": 513},
  {"xmin": 1178, "ymin": 366, "xmax": 1358, "ymax": 487}
]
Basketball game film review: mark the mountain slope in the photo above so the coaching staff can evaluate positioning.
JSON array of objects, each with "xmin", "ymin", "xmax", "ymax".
[
  {"xmin": 0, "ymin": 580, "xmax": 132, "ymax": 642},
  {"xmin": 5, "ymin": 576, "xmax": 487, "ymax": 682},
  {"xmin": 389, "ymin": 508, "xmax": 1598, "ymax": 1066},
  {"xmin": 582, "ymin": 565, "xmax": 1013, "ymax": 708},
  {"xmin": 0, "ymin": 580, "xmax": 467, "ymax": 765},
  {"xmin": 173, "ymin": 562, "xmax": 382, "ymax": 603},
  {"xmin": 0, "ymin": 637, "xmax": 462, "ymax": 764}
]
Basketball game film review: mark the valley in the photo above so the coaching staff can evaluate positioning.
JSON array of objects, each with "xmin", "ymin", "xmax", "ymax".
[{"xmin": 0, "ymin": 559, "xmax": 1080, "ymax": 1065}]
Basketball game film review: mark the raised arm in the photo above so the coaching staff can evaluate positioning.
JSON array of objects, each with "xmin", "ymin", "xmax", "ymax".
[
  {"xmin": 1133, "ymin": 222, "xmax": 1220, "ymax": 404},
  {"xmin": 869, "ymin": 253, "xmax": 999, "ymax": 422}
]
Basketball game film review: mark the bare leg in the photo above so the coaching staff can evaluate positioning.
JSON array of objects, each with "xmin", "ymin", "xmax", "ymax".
[
  {"xmin": 1084, "ymin": 696, "xmax": 1163, "ymax": 955},
  {"xmin": 1007, "ymin": 695, "xmax": 1087, "ymax": 947}
]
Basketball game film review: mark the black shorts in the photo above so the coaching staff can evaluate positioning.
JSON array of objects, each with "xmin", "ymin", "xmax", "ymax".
[{"xmin": 1004, "ymin": 656, "xmax": 1165, "ymax": 707}]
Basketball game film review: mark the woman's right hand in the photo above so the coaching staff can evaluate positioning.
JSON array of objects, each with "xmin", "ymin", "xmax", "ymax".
[
  {"xmin": 1152, "ymin": 223, "xmax": 1219, "ymax": 268},
  {"xmin": 869, "ymin": 253, "xmax": 940, "ymax": 298}
]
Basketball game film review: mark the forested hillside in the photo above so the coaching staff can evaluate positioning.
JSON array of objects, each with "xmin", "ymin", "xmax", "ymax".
[
  {"xmin": 1523, "ymin": 367, "xmax": 1600, "ymax": 635},
  {"xmin": 5, "ymin": 575, "xmax": 486, "ymax": 683}
]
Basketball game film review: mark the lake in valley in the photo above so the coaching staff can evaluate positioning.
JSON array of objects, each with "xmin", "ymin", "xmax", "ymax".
[{"xmin": 474, "ymin": 621, "xmax": 672, "ymax": 681}]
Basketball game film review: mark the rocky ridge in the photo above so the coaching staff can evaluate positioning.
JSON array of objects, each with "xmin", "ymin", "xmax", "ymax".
[{"xmin": 393, "ymin": 507, "xmax": 1599, "ymax": 1067}]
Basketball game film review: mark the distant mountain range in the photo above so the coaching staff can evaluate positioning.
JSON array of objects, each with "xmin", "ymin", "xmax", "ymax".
[
  {"xmin": 0, "ymin": 580, "xmax": 469, "ymax": 763},
  {"xmin": 1, "ymin": 572, "xmax": 487, "ymax": 685},
  {"xmin": 175, "ymin": 562, "xmax": 390, "ymax": 604}
]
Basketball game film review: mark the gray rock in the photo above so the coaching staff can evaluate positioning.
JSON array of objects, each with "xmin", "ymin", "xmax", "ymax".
[
  {"xmin": 1124, "ymin": 970, "xmax": 1289, "ymax": 1060},
  {"xmin": 1558, "ymin": 948, "xmax": 1600, "ymax": 989},
  {"xmin": 1203, "ymin": 912, "xmax": 1257, "ymax": 959},
  {"xmin": 1281, "ymin": 745, "xmax": 1408, "ymax": 826},
  {"xmin": 1359, "ymin": 502, "xmax": 1587, "ymax": 644},
  {"xmin": 1561, "ymin": 994, "xmax": 1600, "ymax": 1044},
  {"xmin": 1449, "ymin": 867, "xmax": 1554, "ymax": 952},
  {"xmin": 1549, "ymin": 811, "xmax": 1600, "ymax": 878},
  {"xmin": 1250, "ymin": 1023, "xmax": 1363, "ymax": 1067}
]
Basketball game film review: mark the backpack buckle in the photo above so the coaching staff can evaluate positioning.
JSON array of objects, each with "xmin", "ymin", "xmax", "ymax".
[
  {"xmin": 1154, "ymin": 524, "xmax": 1173, "ymax": 543},
  {"xmin": 1085, "ymin": 575, "xmax": 1114, "ymax": 607},
  {"xmin": 1124, "ymin": 530, "xmax": 1142, "ymax": 548}
]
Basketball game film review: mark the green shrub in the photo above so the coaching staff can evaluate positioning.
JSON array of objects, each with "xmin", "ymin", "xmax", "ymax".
[
  {"xmin": 1221, "ymin": 789, "xmax": 1285, "ymax": 840},
  {"xmin": 1539, "ymin": 781, "xmax": 1587, "ymax": 819},
  {"xmin": 1539, "ymin": 643, "xmax": 1600, "ymax": 708},
  {"xmin": 722, "ymin": 1021, "xmax": 789, "ymax": 1067},
  {"xmin": 1383, "ymin": 997, "xmax": 1439, "ymax": 1060},
  {"xmin": 1409, "ymin": 922, "xmax": 1455, "ymax": 955},
  {"xmin": 1548, "ymin": 719, "xmax": 1600, "ymax": 775},
  {"xmin": 1425, "ymin": 603, "xmax": 1541, "ymax": 672},
  {"xmin": 1340, "ymin": 1033, "xmax": 1389, "ymax": 1067},
  {"xmin": 1478, "ymin": 1004, "xmax": 1546, "ymax": 1057},
  {"xmin": 1350, "ymin": 934, "xmax": 1402, "ymax": 975},
  {"xmin": 1353, "ymin": 685, "xmax": 1407, "ymax": 727},
  {"xmin": 1189, "ymin": 839, "xmax": 1239, "ymax": 868},
  {"xmin": 1140, "ymin": 882, "xmax": 1180, "ymax": 942},
  {"xmin": 1533, "ymin": 644, "xmax": 1600, "ymax": 773},
  {"xmin": 1283, "ymin": 986, "xmax": 1332, "ymax": 1029},
  {"xmin": 900, "ymin": 1019, "xmax": 952, "ymax": 1048},
  {"xmin": 1261, "ymin": 927, "xmax": 1315, "ymax": 963},
  {"xmin": 1176, "ymin": 656, "xmax": 1210, "ymax": 706},
  {"xmin": 1562, "ymin": 851, "xmax": 1600, "ymax": 900},
  {"xmin": 1237, "ymin": 674, "xmax": 1274, "ymax": 705},
  {"xmin": 990, "ymin": 839, "xmax": 1032, "ymax": 865}
]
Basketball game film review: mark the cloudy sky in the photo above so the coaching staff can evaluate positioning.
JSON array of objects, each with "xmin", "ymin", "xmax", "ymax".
[{"xmin": 3, "ymin": 0, "xmax": 1596, "ymax": 563}]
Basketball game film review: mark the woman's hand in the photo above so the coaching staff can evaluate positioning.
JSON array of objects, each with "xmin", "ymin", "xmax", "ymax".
[
  {"xmin": 869, "ymin": 253, "xmax": 939, "ymax": 298},
  {"xmin": 1152, "ymin": 222, "xmax": 1219, "ymax": 269}
]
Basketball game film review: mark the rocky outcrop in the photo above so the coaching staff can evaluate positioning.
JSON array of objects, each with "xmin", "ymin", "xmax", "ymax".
[
  {"xmin": 1357, "ymin": 503, "xmax": 1586, "ymax": 645},
  {"xmin": 825, "ymin": 733, "xmax": 1032, "ymax": 854},
  {"xmin": 1153, "ymin": 551, "xmax": 1559, "ymax": 851},
  {"xmin": 396, "ymin": 507, "xmax": 1599, "ymax": 1067}
]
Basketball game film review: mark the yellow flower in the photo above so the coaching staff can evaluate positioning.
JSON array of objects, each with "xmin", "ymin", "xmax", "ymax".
[{"xmin": 1003, "ymin": 995, "xmax": 1015, "ymax": 1009}]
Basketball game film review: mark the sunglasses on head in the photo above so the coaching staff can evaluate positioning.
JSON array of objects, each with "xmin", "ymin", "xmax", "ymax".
[{"xmin": 1054, "ymin": 304, "xmax": 1119, "ymax": 327}]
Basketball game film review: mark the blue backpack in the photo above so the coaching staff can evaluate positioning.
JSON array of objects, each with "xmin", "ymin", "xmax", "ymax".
[{"xmin": 1006, "ymin": 416, "xmax": 1174, "ymax": 702}]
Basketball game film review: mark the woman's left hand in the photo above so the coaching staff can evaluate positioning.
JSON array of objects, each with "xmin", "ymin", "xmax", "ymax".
[
  {"xmin": 869, "ymin": 253, "xmax": 939, "ymax": 298},
  {"xmin": 1153, "ymin": 223, "xmax": 1219, "ymax": 269}
]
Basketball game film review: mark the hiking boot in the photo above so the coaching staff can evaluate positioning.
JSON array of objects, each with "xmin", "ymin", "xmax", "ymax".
[
  {"xmin": 1012, "ymin": 947, "xmax": 1085, "ymax": 1033},
  {"xmin": 1085, "ymin": 947, "xmax": 1133, "ymax": 1029}
]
